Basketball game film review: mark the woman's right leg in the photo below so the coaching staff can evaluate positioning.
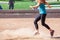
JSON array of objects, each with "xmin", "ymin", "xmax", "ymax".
[
  {"xmin": 34, "ymin": 14, "xmax": 41, "ymax": 30},
  {"xmin": 34, "ymin": 14, "xmax": 41, "ymax": 35}
]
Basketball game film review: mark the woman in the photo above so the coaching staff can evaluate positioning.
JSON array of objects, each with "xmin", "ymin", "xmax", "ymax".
[{"xmin": 30, "ymin": 0, "xmax": 54, "ymax": 37}]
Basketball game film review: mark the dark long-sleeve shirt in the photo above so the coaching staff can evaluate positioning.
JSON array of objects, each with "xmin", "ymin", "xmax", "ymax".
[{"xmin": 9, "ymin": 0, "xmax": 15, "ymax": 4}]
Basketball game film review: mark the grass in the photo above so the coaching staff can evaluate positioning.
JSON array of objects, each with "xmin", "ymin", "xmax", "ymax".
[
  {"xmin": 14, "ymin": 2, "xmax": 35, "ymax": 10},
  {"xmin": 0, "ymin": 1, "xmax": 60, "ymax": 10},
  {"xmin": 0, "ymin": 1, "xmax": 35, "ymax": 10},
  {"xmin": 0, "ymin": 2, "xmax": 34, "ymax": 10}
]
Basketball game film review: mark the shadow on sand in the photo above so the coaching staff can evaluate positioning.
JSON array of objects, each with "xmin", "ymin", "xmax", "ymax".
[{"xmin": 52, "ymin": 36, "xmax": 60, "ymax": 39}]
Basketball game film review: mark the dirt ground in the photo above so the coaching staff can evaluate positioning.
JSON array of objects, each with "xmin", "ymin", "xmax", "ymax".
[{"xmin": 0, "ymin": 18, "xmax": 60, "ymax": 40}]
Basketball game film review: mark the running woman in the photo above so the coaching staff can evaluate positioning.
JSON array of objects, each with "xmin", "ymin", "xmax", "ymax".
[{"xmin": 30, "ymin": 0, "xmax": 54, "ymax": 37}]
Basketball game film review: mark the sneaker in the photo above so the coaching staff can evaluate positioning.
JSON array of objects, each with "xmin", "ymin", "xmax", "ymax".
[
  {"xmin": 50, "ymin": 30, "xmax": 54, "ymax": 37},
  {"xmin": 34, "ymin": 31, "xmax": 40, "ymax": 35}
]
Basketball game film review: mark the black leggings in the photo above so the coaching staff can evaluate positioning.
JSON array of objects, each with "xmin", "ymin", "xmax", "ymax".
[{"xmin": 34, "ymin": 14, "xmax": 50, "ymax": 30}]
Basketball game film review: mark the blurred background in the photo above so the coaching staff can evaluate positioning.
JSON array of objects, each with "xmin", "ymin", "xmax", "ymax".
[{"xmin": 0, "ymin": 0, "xmax": 60, "ymax": 10}]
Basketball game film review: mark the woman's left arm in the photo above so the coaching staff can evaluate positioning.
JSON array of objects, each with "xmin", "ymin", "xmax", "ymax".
[{"xmin": 45, "ymin": 2, "xmax": 51, "ymax": 8}]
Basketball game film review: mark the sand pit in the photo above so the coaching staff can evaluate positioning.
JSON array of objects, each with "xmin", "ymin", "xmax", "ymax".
[
  {"xmin": 0, "ymin": 28, "xmax": 55, "ymax": 40},
  {"xmin": 0, "ymin": 18, "xmax": 60, "ymax": 40},
  {"xmin": 0, "ymin": 28, "xmax": 34, "ymax": 40}
]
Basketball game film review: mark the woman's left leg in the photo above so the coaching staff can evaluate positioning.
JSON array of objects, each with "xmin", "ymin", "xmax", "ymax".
[
  {"xmin": 41, "ymin": 14, "xmax": 50, "ymax": 29},
  {"xmin": 41, "ymin": 14, "xmax": 54, "ymax": 37}
]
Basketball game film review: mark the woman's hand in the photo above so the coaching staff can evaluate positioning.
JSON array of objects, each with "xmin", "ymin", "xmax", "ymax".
[
  {"xmin": 30, "ymin": 6, "xmax": 34, "ymax": 10},
  {"xmin": 48, "ymin": 5, "xmax": 52, "ymax": 8},
  {"xmin": 30, "ymin": 6, "xmax": 33, "ymax": 8},
  {"xmin": 30, "ymin": 6, "xmax": 37, "ymax": 10}
]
